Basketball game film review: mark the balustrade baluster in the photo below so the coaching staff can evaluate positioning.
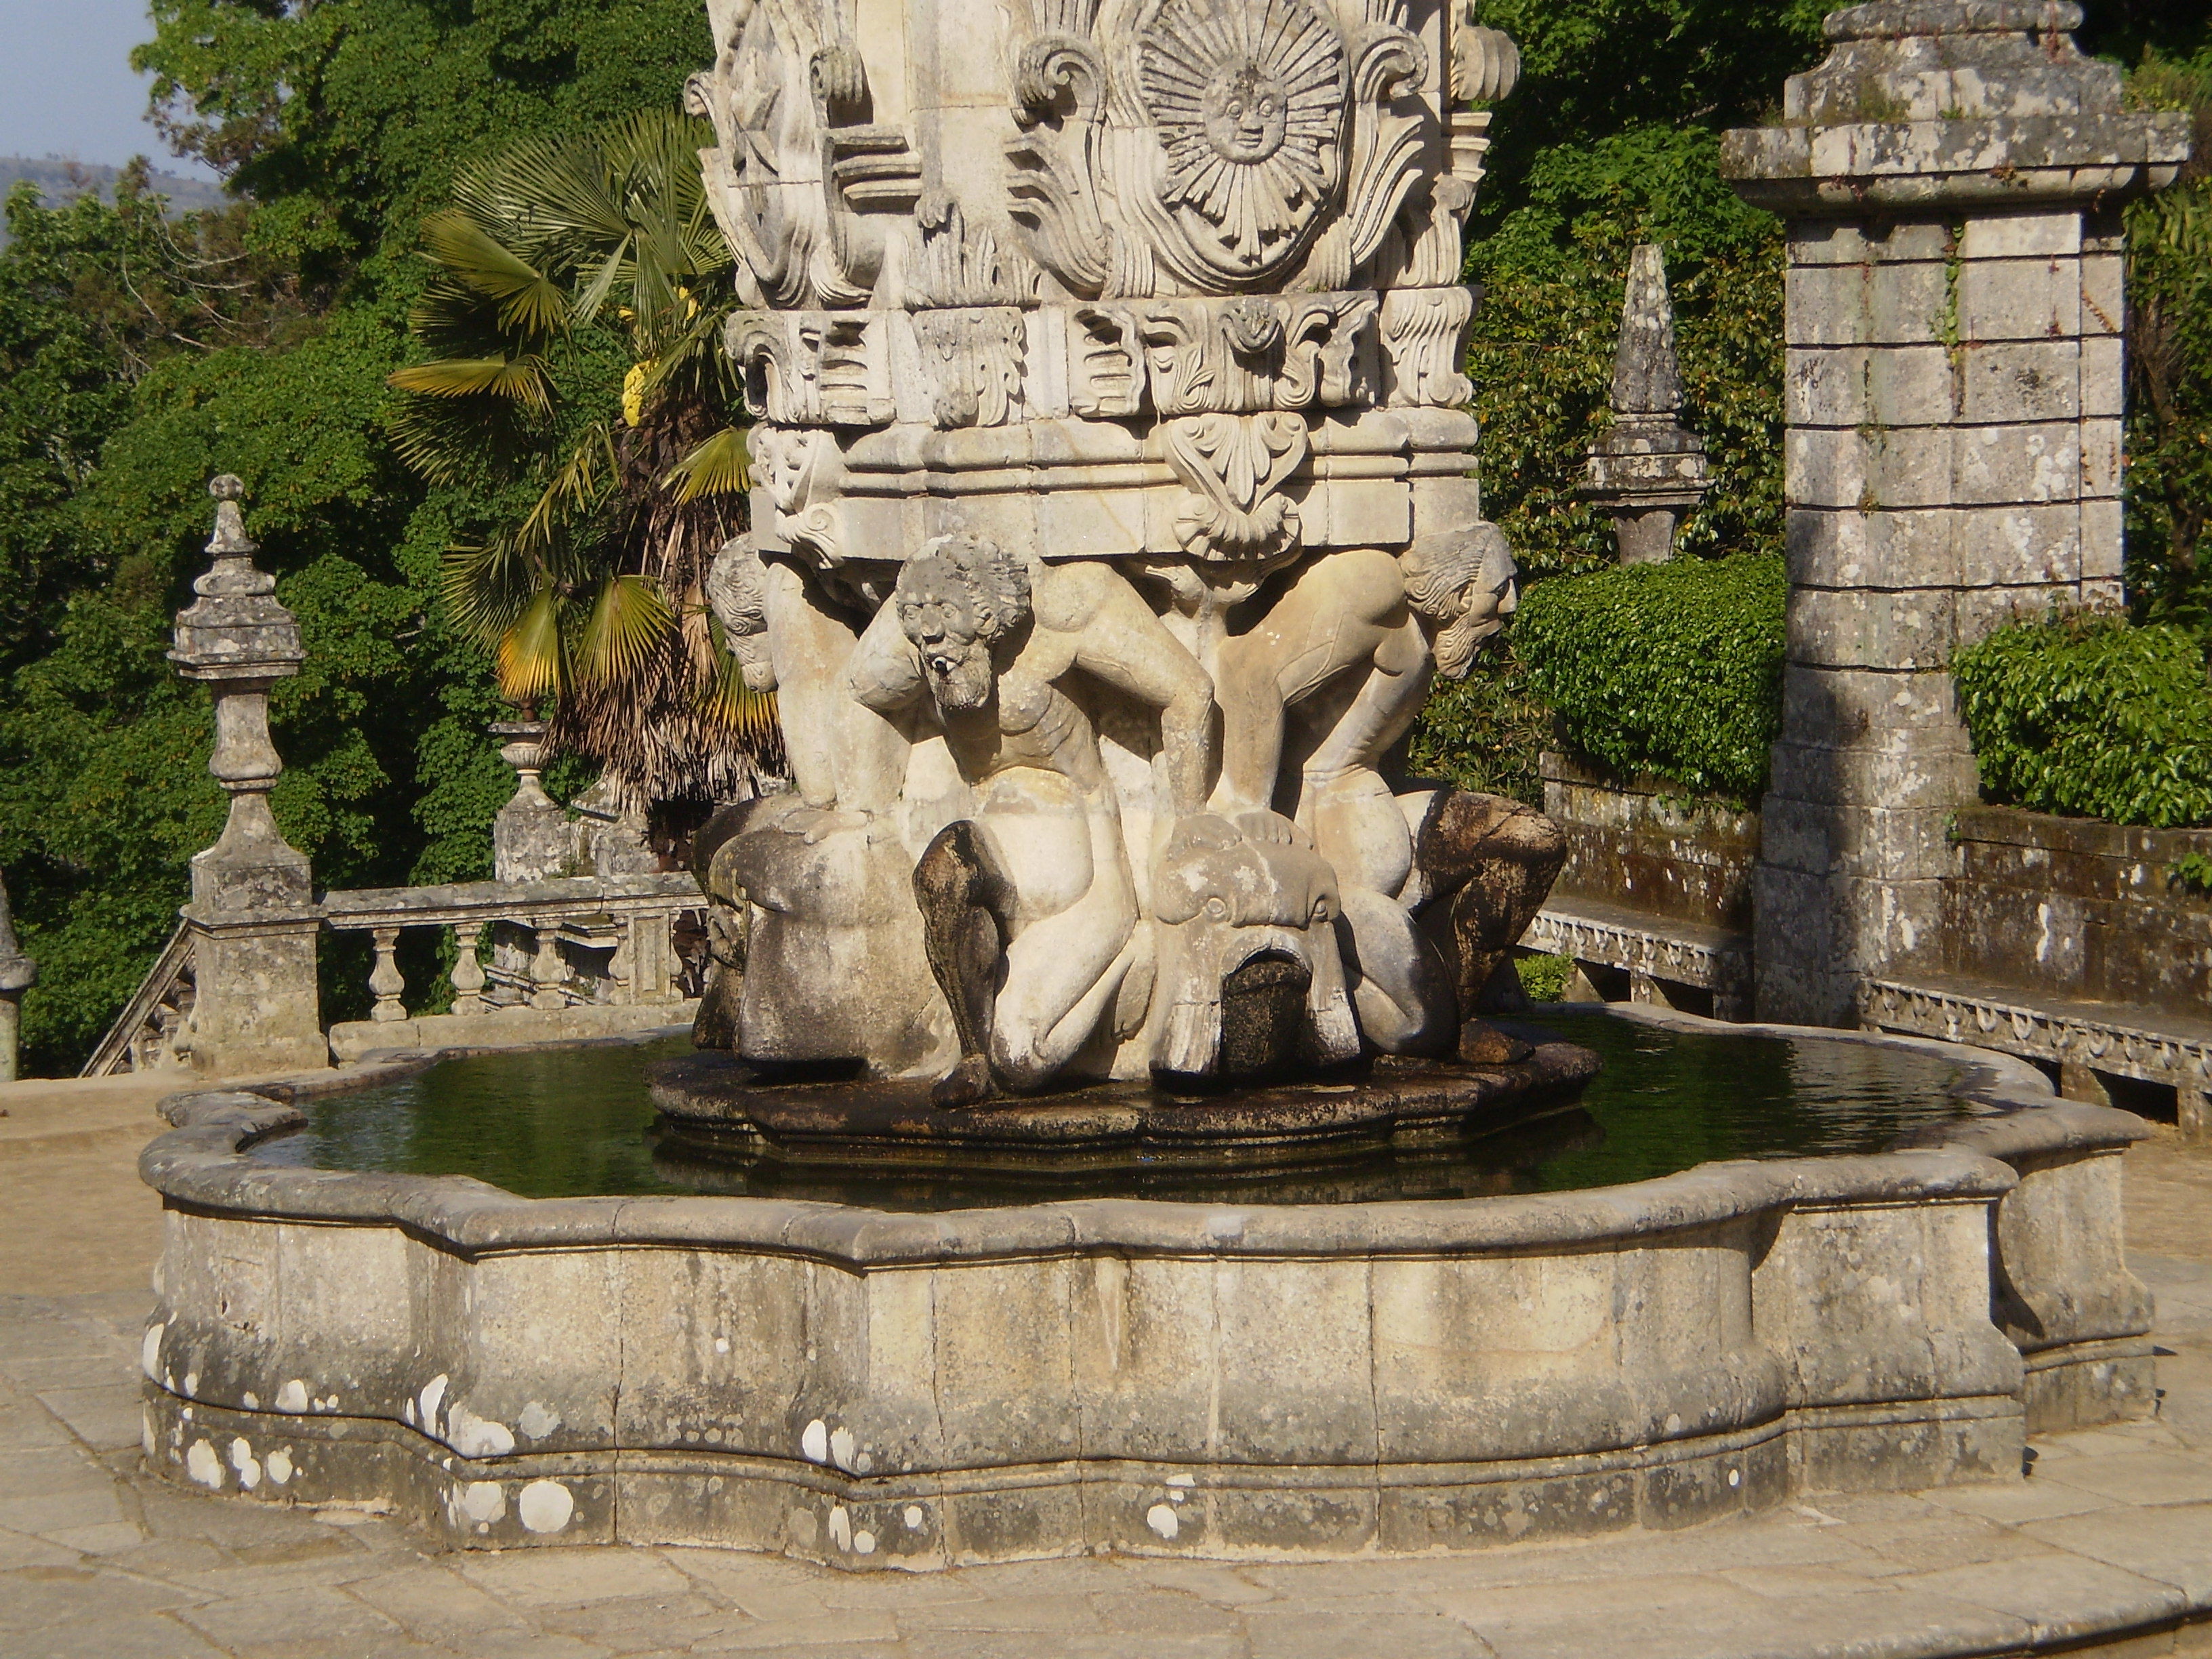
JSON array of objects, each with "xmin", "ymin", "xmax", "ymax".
[
  {"xmin": 369, "ymin": 926, "xmax": 407, "ymax": 1023},
  {"xmin": 529, "ymin": 918, "xmax": 567, "ymax": 1011},
  {"xmin": 609, "ymin": 918, "xmax": 634, "ymax": 1006},
  {"xmin": 451, "ymin": 925, "xmax": 487, "ymax": 1015}
]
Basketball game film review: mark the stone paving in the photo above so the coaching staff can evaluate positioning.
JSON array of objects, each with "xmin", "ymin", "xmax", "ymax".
[{"xmin": 4, "ymin": 1076, "xmax": 2212, "ymax": 1656}]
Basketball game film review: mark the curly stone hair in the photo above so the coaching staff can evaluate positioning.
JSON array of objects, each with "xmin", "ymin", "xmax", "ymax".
[{"xmin": 895, "ymin": 533, "xmax": 1033, "ymax": 643}]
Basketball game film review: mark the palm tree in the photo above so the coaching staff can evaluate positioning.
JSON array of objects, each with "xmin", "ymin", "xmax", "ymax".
[{"xmin": 388, "ymin": 108, "xmax": 779, "ymax": 808}]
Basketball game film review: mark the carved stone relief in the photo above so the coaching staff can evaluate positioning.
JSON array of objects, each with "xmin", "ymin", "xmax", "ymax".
[{"xmin": 691, "ymin": 0, "xmax": 1553, "ymax": 1099}]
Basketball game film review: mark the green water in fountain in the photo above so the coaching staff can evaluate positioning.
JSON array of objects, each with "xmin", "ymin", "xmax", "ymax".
[{"xmin": 255, "ymin": 1010, "xmax": 1975, "ymax": 1206}]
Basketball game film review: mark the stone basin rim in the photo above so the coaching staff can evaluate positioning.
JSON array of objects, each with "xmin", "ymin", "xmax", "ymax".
[{"xmin": 138, "ymin": 1006, "xmax": 2146, "ymax": 1266}]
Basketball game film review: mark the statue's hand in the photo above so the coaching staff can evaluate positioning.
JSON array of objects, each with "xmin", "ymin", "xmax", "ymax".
[{"xmin": 780, "ymin": 807, "xmax": 872, "ymax": 845}]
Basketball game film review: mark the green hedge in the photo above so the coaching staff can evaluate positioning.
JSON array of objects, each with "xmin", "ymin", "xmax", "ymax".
[
  {"xmin": 1952, "ymin": 615, "xmax": 2212, "ymax": 828},
  {"xmin": 1515, "ymin": 554, "xmax": 1785, "ymax": 802}
]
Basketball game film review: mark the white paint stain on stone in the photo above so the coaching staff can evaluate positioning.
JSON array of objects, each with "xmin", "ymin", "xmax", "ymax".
[
  {"xmin": 516, "ymin": 1401, "xmax": 560, "ymax": 1441},
  {"xmin": 267, "ymin": 1448, "xmax": 293, "ymax": 1486},
  {"xmin": 1146, "ymin": 1502, "xmax": 1180, "ymax": 1540},
  {"xmin": 229, "ymin": 1437, "xmax": 262, "ymax": 1490},
  {"xmin": 828, "ymin": 1506, "xmax": 853, "ymax": 1551},
  {"xmin": 462, "ymin": 1481, "xmax": 506, "ymax": 1523},
  {"xmin": 140, "ymin": 1324, "xmax": 163, "ymax": 1380},
  {"xmin": 275, "ymin": 1379, "xmax": 309, "ymax": 1414},
  {"xmin": 517, "ymin": 1479, "xmax": 574, "ymax": 1534},
  {"xmin": 185, "ymin": 1439, "xmax": 224, "ymax": 1490},
  {"xmin": 714, "ymin": 1336, "xmax": 730, "ymax": 1355},
  {"xmin": 243, "ymin": 1392, "xmax": 258, "ymax": 1410},
  {"xmin": 801, "ymin": 1419, "xmax": 830, "ymax": 1463},
  {"xmin": 829, "ymin": 1426, "xmax": 857, "ymax": 1469},
  {"xmin": 184, "ymin": 1373, "xmax": 199, "ymax": 1395},
  {"xmin": 1727, "ymin": 1467, "xmax": 1742, "ymax": 1488},
  {"xmin": 854, "ymin": 1530, "xmax": 876, "ymax": 1555},
  {"xmin": 140, "ymin": 1409, "xmax": 155, "ymax": 1460},
  {"xmin": 447, "ymin": 1405, "xmax": 516, "ymax": 1459},
  {"xmin": 904, "ymin": 1504, "xmax": 925, "ymax": 1530},
  {"xmin": 403, "ymin": 1399, "xmax": 417, "ymax": 1427},
  {"xmin": 419, "ymin": 1374, "xmax": 449, "ymax": 1428}
]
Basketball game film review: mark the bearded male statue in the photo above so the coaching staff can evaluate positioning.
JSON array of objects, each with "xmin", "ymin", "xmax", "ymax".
[
  {"xmin": 848, "ymin": 535, "xmax": 1216, "ymax": 1106},
  {"xmin": 1212, "ymin": 525, "xmax": 1565, "ymax": 1061}
]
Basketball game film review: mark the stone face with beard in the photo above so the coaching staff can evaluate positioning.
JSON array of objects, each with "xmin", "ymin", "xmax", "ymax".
[
  {"xmin": 1404, "ymin": 521, "xmax": 1517, "ymax": 682},
  {"xmin": 894, "ymin": 539, "xmax": 1031, "ymax": 714}
]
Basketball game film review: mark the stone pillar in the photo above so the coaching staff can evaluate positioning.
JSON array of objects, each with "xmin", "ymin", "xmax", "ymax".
[
  {"xmin": 0, "ymin": 874, "xmax": 34, "ymax": 1082},
  {"xmin": 1584, "ymin": 243, "xmax": 1710, "ymax": 564},
  {"xmin": 491, "ymin": 718, "xmax": 573, "ymax": 884},
  {"xmin": 1723, "ymin": 1, "xmax": 2190, "ymax": 1026},
  {"xmin": 169, "ymin": 477, "xmax": 328, "ymax": 1076}
]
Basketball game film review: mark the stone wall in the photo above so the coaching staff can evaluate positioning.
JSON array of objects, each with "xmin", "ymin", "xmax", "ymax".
[
  {"xmin": 1940, "ymin": 808, "xmax": 2212, "ymax": 1021},
  {"xmin": 1542, "ymin": 753, "xmax": 1760, "ymax": 937}
]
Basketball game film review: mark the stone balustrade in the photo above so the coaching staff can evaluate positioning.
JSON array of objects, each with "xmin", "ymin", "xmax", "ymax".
[{"xmin": 318, "ymin": 874, "xmax": 705, "ymax": 1063}]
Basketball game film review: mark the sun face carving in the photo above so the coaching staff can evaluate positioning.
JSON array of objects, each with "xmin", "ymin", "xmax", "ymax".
[{"xmin": 1139, "ymin": 0, "xmax": 1348, "ymax": 272}]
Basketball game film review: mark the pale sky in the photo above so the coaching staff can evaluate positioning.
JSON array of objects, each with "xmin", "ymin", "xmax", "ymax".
[{"xmin": 0, "ymin": 0, "xmax": 218, "ymax": 178}]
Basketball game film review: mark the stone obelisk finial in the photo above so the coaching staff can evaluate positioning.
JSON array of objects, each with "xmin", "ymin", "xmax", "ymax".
[
  {"xmin": 1582, "ymin": 245, "xmax": 1711, "ymax": 564},
  {"xmin": 0, "ymin": 873, "xmax": 33, "ymax": 1082},
  {"xmin": 167, "ymin": 476, "xmax": 327, "ymax": 1074}
]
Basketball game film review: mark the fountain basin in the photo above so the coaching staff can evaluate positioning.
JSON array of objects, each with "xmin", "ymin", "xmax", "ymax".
[{"xmin": 137, "ymin": 1012, "xmax": 2153, "ymax": 1565}]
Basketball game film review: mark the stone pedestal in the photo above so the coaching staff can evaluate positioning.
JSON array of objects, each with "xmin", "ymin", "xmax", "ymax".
[
  {"xmin": 491, "ymin": 720, "xmax": 573, "ymax": 884},
  {"xmin": 1584, "ymin": 244, "xmax": 1710, "ymax": 564},
  {"xmin": 1723, "ymin": 1, "xmax": 2190, "ymax": 1026},
  {"xmin": 170, "ymin": 478, "xmax": 328, "ymax": 1076},
  {"xmin": 0, "ymin": 874, "xmax": 33, "ymax": 1082}
]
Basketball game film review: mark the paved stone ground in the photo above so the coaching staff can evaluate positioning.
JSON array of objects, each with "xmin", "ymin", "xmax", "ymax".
[{"xmin": 4, "ymin": 1073, "xmax": 2211, "ymax": 1657}]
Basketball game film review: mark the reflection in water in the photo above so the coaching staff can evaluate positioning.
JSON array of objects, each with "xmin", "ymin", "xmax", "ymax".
[{"xmin": 255, "ymin": 1012, "xmax": 1971, "ymax": 1208}]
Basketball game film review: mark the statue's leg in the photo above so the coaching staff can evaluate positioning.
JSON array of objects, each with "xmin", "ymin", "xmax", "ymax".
[
  {"xmin": 913, "ymin": 820, "xmax": 1010, "ymax": 1107},
  {"xmin": 985, "ymin": 808, "xmax": 1132, "ymax": 1092},
  {"xmin": 1414, "ymin": 792, "xmax": 1568, "ymax": 1049}
]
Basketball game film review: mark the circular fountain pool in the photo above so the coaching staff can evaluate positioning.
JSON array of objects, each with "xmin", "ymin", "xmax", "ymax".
[
  {"xmin": 249, "ymin": 1009, "xmax": 1973, "ymax": 1205},
  {"xmin": 138, "ymin": 1007, "xmax": 2154, "ymax": 1567}
]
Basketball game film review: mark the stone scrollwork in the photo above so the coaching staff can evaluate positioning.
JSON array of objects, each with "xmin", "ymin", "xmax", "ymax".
[
  {"xmin": 689, "ymin": 0, "xmax": 1551, "ymax": 1101},
  {"xmin": 912, "ymin": 307, "xmax": 1028, "ymax": 428},
  {"xmin": 1162, "ymin": 410, "xmax": 1309, "ymax": 563}
]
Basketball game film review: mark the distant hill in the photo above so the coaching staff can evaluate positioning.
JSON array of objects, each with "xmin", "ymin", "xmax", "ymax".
[{"xmin": 0, "ymin": 157, "xmax": 228, "ymax": 243}]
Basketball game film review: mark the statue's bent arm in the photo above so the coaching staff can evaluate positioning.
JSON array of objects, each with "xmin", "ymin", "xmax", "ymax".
[{"xmin": 1056, "ymin": 567, "xmax": 1216, "ymax": 817}]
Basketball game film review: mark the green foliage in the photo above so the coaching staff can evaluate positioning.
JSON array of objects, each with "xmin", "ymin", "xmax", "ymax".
[
  {"xmin": 1467, "ymin": 125, "xmax": 1792, "ymax": 582},
  {"xmin": 1953, "ymin": 613, "xmax": 2212, "ymax": 830},
  {"xmin": 2, "ymin": 5, "xmax": 720, "ymax": 1074},
  {"xmin": 1515, "ymin": 953, "xmax": 1574, "ymax": 1003},
  {"xmin": 1404, "ymin": 641, "xmax": 1553, "ymax": 806},
  {"xmin": 2119, "ymin": 45, "xmax": 2212, "ymax": 628},
  {"xmin": 1515, "ymin": 554, "xmax": 1786, "ymax": 802}
]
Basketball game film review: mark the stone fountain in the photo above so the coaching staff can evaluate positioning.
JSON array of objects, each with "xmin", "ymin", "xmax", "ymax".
[
  {"xmin": 662, "ymin": 0, "xmax": 1572, "ymax": 1170},
  {"xmin": 135, "ymin": 0, "xmax": 2162, "ymax": 1568}
]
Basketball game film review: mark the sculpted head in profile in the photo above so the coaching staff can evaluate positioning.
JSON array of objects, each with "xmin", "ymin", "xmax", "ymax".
[
  {"xmin": 893, "ymin": 535, "xmax": 1033, "ymax": 712},
  {"xmin": 1402, "ymin": 523, "xmax": 1519, "ymax": 680}
]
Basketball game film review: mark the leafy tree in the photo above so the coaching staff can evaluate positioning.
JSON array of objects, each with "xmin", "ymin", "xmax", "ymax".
[{"xmin": 388, "ymin": 110, "xmax": 772, "ymax": 804}]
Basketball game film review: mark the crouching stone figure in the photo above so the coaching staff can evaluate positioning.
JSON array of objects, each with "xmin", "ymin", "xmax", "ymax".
[{"xmin": 848, "ymin": 535, "xmax": 1215, "ymax": 1106}]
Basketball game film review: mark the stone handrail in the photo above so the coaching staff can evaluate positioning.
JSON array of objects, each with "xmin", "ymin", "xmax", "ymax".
[{"xmin": 319, "ymin": 872, "xmax": 704, "ymax": 1025}]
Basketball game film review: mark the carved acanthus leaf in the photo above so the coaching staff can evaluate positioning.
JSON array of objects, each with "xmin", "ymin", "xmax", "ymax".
[{"xmin": 1162, "ymin": 411, "xmax": 1309, "ymax": 562}]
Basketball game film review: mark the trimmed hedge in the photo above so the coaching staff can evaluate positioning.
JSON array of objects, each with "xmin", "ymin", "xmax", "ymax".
[
  {"xmin": 1952, "ymin": 615, "xmax": 2212, "ymax": 828},
  {"xmin": 1515, "ymin": 554, "xmax": 1786, "ymax": 802}
]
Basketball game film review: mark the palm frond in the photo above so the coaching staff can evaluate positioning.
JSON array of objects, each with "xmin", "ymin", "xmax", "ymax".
[
  {"xmin": 387, "ymin": 392, "xmax": 542, "ymax": 487},
  {"xmin": 516, "ymin": 424, "xmax": 618, "ymax": 554},
  {"xmin": 419, "ymin": 211, "xmax": 568, "ymax": 337},
  {"xmin": 388, "ymin": 356, "xmax": 556, "ymax": 414},
  {"xmin": 441, "ymin": 536, "xmax": 544, "ymax": 647},
  {"xmin": 497, "ymin": 584, "xmax": 569, "ymax": 705},
  {"xmin": 663, "ymin": 426, "xmax": 752, "ymax": 503},
  {"xmin": 576, "ymin": 573, "xmax": 674, "ymax": 687},
  {"xmin": 699, "ymin": 611, "xmax": 783, "ymax": 743}
]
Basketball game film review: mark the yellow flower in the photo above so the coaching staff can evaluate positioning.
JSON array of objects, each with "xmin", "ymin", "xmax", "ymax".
[{"xmin": 623, "ymin": 360, "xmax": 655, "ymax": 427}]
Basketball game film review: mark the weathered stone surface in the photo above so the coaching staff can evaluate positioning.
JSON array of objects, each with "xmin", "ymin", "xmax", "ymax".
[{"xmin": 1723, "ymin": 1, "xmax": 2191, "ymax": 1027}]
